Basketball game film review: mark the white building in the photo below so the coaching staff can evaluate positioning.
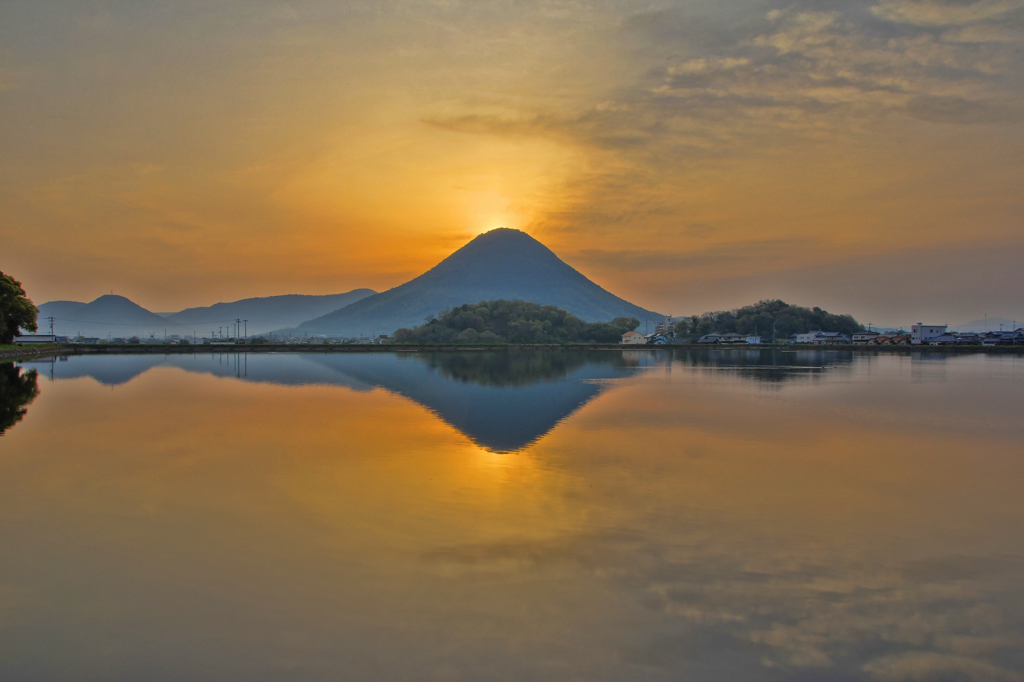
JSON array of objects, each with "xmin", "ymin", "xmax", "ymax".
[
  {"xmin": 13, "ymin": 334, "xmax": 57, "ymax": 345},
  {"xmin": 654, "ymin": 319, "xmax": 677, "ymax": 335},
  {"xmin": 745, "ymin": 336, "xmax": 761, "ymax": 345},
  {"xmin": 621, "ymin": 330, "xmax": 646, "ymax": 345},
  {"xmin": 911, "ymin": 323, "xmax": 947, "ymax": 345},
  {"xmin": 793, "ymin": 332, "xmax": 823, "ymax": 344},
  {"xmin": 852, "ymin": 331, "xmax": 881, "ymax": 344}
]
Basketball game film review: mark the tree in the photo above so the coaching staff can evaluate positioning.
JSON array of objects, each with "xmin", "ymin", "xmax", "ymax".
[
  {"xmin": 0, "ymin": 364, "xmax": 39, "ymax": 435},
  {"xmin": 393, "ymin": 300, "xmax": 640, "ymax": 344},
  {"xmin": 690, "ymin": 299, "xmax": 863, "ymax": 341},
  {"xmin": 0, "ymin": 271, "xmax": 38, "ymax": 344}
]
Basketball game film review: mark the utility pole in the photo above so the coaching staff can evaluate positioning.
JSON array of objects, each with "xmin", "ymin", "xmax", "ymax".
[
  {"xmin": 236, "ymin": 319, "xmax": 242, "ymax": 342},
  {"xmin": 48, "ymin": 316, "xmax": 54, "ymax": 337},
  {"xmin": 243, "ymin": 320, "xmax": 247, "ymax": 339}
]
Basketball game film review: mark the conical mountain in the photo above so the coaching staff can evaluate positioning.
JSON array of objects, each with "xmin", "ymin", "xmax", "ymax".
[
  {"xmin": 77, "ymin": 295, "xmax": 168, "ymax": 323},
  {"xmin": 298, "ymin": 229, "xmax": 661, "ymax": 337},
  {"xmin": 40, "ymin": 295, "xmax": 169, "ymax": 337}
]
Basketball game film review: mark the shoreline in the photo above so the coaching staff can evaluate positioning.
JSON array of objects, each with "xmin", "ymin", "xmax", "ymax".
[{"xmin": 4, "ymin": 343, "xmax": 1024, "ymax": 363}]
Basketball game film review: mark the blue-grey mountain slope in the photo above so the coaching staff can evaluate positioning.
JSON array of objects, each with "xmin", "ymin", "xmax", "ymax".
[
  {"xmin": 165, "ymin": 289, "xmax": 376, "ymax": 335},
  {"xmin": 298, "ymin": 228, "xmax": 661, "ymax": 337},
  {"xmin": 38, "ymin": 295, "xmax": 169, "ymax": 338},
  {"xmin": 28, "ymin": 351, "xmax": 637, "ymax": 452},
  {"xmin": 35, "ymin": 301, "xmax": 88, "ymax": 320}
]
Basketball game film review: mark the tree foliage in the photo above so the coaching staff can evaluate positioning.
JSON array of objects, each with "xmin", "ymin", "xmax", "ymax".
[
  {"xmin": 676, "ymin": 299, "xmax": 863, "ymax": 341},
  {"xmin": 0, "ymin": 271, "xmax": 39, "ymax": 344},
  {"xmin": 0, "ymin": 364, "xmax": 39, "ymax": 435},
  {"xmin": 393, "ymin": 300, "xmax": 640, "ymax": 344}
]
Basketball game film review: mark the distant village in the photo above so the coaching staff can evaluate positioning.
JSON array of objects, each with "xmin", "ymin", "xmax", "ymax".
[
  {"xmin": 620, "ymin": 321, "xmax": 1024, "ymax": 347},
  {"xmin": 14, "ymin": 322, "xmax": 1024, "ymax": 347}
]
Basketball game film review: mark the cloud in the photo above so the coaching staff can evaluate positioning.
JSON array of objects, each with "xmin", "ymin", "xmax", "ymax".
[
  {"xmin": 871, "ymin": 0, "xmax": 1024, "ymax": 26},
  {"xmin": 569, "ymin": 239, "xmax": 815, "ymax": 272},
  {"xmin": 906, "ymin": 94, "xmax": 1021, "ymax": 123},
  {"xmin": 424, "ymin": 516, "xmax": 1024, "ymax": 679},
  {"xmin": 667, "ymin": 57, "xmax": 751, "ymax": 75},
  {"xmin": 863, "ymin": 651, "xmax": 1024, "ymax": 681},
  {"xmin": 943, "ymin": 23, "xmax": 1024, "ymax": 42}
]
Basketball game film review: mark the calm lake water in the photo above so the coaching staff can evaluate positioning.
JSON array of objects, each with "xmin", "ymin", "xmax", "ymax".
[{"xmin": 1, "ymin": 350, "xmax": 1023, "ymax": 681}]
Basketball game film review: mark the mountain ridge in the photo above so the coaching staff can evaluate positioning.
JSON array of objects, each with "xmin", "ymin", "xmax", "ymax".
[
  {"xmin": 164, "ymin": 290, "xmax": 377, "ymax": 335},
  {"xmin": 297, "ymin": 228, "xmax": 661, "ymax": 337},
  {"xmin": 38, "ymin": 295, "xmax": 170, "ymax": 337}
]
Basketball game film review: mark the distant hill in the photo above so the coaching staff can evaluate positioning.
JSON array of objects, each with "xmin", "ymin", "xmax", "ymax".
[
  {"xmin": 683, "ymin": 299, "xmax": 864, "ymax": 340},
  {"xmin": 165, "ymin": 290, "xmax": 376, "ymax": 335},
  {"xmin": 38, "ymin": 295, "xmax": 169, "ymax": 338},
  {"xmin": 35, "ymin": 300, "xmax": 87, "ymax": 319},
  {"xmin": 297, "ymin": 229, "xmax": 661, "ymax": 337},
  {"xmin": 394, "ymin": 299, "xmax": 640, "ymax": 344},
  {"xmin": 953, "ymin": 316, "xmax": 1020, "ymax": 333}
]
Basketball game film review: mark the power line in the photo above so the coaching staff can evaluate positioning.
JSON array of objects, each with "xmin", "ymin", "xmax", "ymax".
[{"xmin": 46, "ymin": 316, "xmax": 242, "ymax": 327}]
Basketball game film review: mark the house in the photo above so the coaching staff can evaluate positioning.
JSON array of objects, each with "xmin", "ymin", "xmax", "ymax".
[
  {"xmin": 852, "ymin": 331, "xmax": 881, "ymax": 344},
  {"xmin": 793, "ymin": 332, "xmax": 823, "ymax": 344},
  {"xmin": 956, "ymin": 333, "xmax": 980, "ymax": 345},
  {"xmin": 621, "ymin": 330, "xmax": 646, "ymax": 345},
  {"xmin": 719, "ymin": 333, "xmax": 746, "ymax": 344},
  {"xmin": 981, "ymin": 332, "xmax": 1020, "ymax": 347},
  {"xmin": 928, "ymin": 333, "xmax": 958, "ymax": 345},
  {"xmin": 13, "ymin": 334, "xmax": 57, "ymax": 345},
  {"xmin": 911, "ymin": 323, "xmax": 947, "ymax": 345},
  {"xmin": 697, "ymin": 333, "xmax": 721, "ymax": 344},
  {"xmin": 645, "ymin": 333, "xmax": 670, "ymax": 345},
  {"xmin": 745, "ymin": 336, "xmax": 762, "ymax": 345},
  {"xmin": 871, "ymin": 334, "xmax": 911, "ymax": 345},
  {"xmin": 813, "ymin": 332, "xmax": 850, "ymax": 345}
]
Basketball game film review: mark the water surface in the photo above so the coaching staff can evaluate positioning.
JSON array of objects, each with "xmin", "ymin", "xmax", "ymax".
[{"xmin": 2, "ymin": 350, "xmax": 1022, "ymax": 681}]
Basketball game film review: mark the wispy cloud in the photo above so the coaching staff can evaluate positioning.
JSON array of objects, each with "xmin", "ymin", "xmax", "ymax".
[{"xmin": 872, "ymin": 0, "xmax": 1024, "ymax": 26}]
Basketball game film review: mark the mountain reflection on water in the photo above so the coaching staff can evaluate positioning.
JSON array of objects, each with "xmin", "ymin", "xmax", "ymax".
[
  {"xmin": 2, "ymin": 350, "xmax": 1022, "ymax": 681},
  {"xmin": 16, "ymin": 349, "xmax": 852, "ymax": 451}
]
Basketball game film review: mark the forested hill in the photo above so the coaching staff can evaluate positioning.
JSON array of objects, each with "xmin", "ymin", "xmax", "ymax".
[
  {"xmin": 679, "ymin": 300, "xmax": 864, "ymax": 340},
  {"xmin": 393, "ymin": 300, "xmax": 639, "ymax": 344}
]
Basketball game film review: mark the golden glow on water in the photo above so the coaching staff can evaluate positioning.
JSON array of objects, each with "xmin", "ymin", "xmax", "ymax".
[{"xmin": 0, "ymin": 352, "xmax": 1022, "ymax": 680}]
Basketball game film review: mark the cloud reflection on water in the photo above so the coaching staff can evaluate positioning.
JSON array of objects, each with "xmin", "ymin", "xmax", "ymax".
[{"xmin": 0, "ymin": 351, "xmax": 1022, "ymax": 680}]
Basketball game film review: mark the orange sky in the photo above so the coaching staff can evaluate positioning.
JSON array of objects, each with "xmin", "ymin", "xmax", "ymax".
[{"xmin": 1, "ymin": 0, "xmax": 1022, "ymax": 323}]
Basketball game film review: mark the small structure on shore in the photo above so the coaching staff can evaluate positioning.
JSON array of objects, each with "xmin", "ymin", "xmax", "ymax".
[
  {"xmin": 13, "ymin": 334, "xmax": 57, "ymax": 345},
  {"xmin": 621, "ymin": 330, "xmax": 646, "ymax": 345}
]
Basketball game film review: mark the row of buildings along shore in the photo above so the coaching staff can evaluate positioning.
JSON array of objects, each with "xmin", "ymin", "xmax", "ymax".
[
  {"xmin": 13, "ymin": 324, "xmax": 1023, "ymax": 348},
  {"xmin": 621, "ymin": 323, "xmax": 1024, "ymax": 346}
]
